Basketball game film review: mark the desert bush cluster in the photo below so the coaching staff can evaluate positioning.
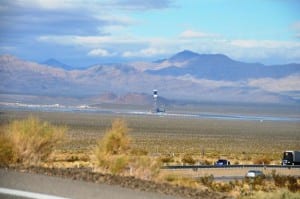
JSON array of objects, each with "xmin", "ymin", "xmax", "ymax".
[
  {"xmin": 272, "ymin": 170, "xmax": 299, "ymax": 192},
  {"xmin": 0, "ymin": 116, "xmax": 66, "ymax": 166},
  {"xmin": 94, "ymin": 119, "xmax": 161, "ymax": 180}
]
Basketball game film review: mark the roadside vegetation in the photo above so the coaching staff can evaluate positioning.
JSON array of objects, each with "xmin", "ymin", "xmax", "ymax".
[
  {"xmin": 162, "ymin": 171, "xmax": 300, "ymax": 198},
  {"xmin": 0, "ymin": 116, "xmax": 66, "ymax": 166},
  {"xmin": 94, "ymin": 119, "xmax": 161, "ymax": 180},
  {"xmin": 0, "ymin": 111, "xmax": 299, "ymax": 198}
]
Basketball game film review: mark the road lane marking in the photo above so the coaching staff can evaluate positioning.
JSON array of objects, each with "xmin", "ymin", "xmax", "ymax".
[{"xmin": 0, "ymin": 187, "xmax": 71, "ymax": 199}]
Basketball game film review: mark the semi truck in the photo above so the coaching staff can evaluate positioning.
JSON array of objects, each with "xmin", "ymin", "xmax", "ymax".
[{"xmin": 282, "ymin": 151, "xmax": 300, "ymax": 165}]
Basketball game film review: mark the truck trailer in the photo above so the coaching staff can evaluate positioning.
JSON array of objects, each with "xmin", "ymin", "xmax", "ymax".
[{"xmin": 282, "ymin": 151, "xmax": 300, "ymax": 165}]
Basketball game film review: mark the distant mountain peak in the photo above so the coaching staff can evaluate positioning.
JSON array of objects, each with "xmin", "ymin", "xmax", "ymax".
[
  {"xmin": 41, "ymin": 58, "xmax": 73, "ymax": 70},
  {"xmin": 169, "ymin": 50, "xmax": 200, "ymax": 62}
]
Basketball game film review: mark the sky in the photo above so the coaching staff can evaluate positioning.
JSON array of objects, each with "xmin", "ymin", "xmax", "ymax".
[{"xmin": 0, "ymin": 0, "xmax": 300, "ymax": 67}]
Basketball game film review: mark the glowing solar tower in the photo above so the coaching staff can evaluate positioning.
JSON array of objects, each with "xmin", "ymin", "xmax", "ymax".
[{"xmin": 153, "ymin": 89, "xmax": 158, "ymax": 113}]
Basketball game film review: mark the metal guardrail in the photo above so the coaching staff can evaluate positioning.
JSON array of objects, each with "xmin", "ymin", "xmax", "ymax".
[{"xmin": 162, "ymin": 164, "xmax": 300, "ymax": 169}]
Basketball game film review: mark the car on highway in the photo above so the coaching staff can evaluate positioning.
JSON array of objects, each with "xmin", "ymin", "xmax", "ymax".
[
  {"xmin": 246, "ymin": 170, "xmax": 265, "ymax": 178},
  {"xmin": 214, "ymin": 159, "xmax": 230, "ymax": 166}
]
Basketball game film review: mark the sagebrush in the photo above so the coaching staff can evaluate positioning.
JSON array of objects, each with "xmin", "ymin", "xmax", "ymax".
[
  {"xmin": 1, "ymin": 116, "xmax": 66, "ymax": 165},
  {"xmin": 94, "ymin": 119, "xmax": 160, "ymax": 179}
]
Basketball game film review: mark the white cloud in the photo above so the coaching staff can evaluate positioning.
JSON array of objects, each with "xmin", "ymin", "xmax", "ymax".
[
  {"xmin": 37, "ymin": 33, "xmax": 300, "ymax": 64},
  {"xmin": 13, "ymin": 0, "xmax": 173, "ymax": 11},
  {"xmin": 230, "ymin": 40, "xmax": 300, "ymax": 48},
  {"xmin": 180, "ymin": 30, "xmax": 218, "ymax": 39},
  {"xmin": 38, "ymin": 35, "xmax": 142, "ymax": 47},
  {"xmin": 122, "ymin": 48, "xmax": 167, "ymax": 57},
  {"xmin": 88, "ymin": 48, "xmax": 115, "ymax": 57},
  {"xmin": 95, "ymin": 14, "xmax": 137, "ymax": 26},
  {"xmin": 15, "ymin": 0, "xmax": 77, "ymax": 10}
]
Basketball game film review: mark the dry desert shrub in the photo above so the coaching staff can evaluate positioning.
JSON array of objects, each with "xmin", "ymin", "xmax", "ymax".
[
  {"xmin": 241, "ymin": 189, "xmax": 300, "ymax": 199},
  {"xmin": 128, "ymin": 155, "xmax": 161, "ymax": 180},
  {"xmin": 272, "ymin": 170, "xmax": 300, "ymax": 192},
  {"xmin": 5, "ymin": 116, "xmax": 66, "ymax": 165},
  {"xmin": 163, "ymin": 174, "xmax": 199, "ymax": 188},
  {"xmin": 95, "ymin": 119, "xmax": 131, "ymax": 156},
  {"xmin": 0, "ymin": 133, "xmax": 16, "ymax": 166},
  {"xmin": 181, "ymin": 153, "xmax": 196, "ymax": 165},
  {"xmin": 199, "ymin": 174, "xmax": 214, "ymax": 187},
  {"xmin": 94, "ymin": 119, "xmax": 160, "ymax": 179},
  {"xmin": 253, "ymin": 156, "xmax": 271, "ymax": 165},
  {"xmin": 160, "ymin": 154, "xmax": 174, "ymax": 164}
]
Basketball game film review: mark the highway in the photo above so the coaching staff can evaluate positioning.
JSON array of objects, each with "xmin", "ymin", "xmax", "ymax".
[
  {"xmin": 0, "ymin": 169, "xmax": 181, "ymax": 199},
  {"xmin": 161, "ymin": 164, "xmax": 300, "ymax": 181}
]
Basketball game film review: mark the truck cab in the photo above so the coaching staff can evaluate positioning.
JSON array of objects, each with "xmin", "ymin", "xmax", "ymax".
[{"xmin": 282, "ymin": 151, "xmax": 300, "ymax": 165}]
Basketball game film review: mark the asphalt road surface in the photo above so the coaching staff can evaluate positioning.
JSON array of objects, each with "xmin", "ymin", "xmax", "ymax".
[{"xmin": 0, "ymin": 169, "xmax": 182, "ymax": 199}]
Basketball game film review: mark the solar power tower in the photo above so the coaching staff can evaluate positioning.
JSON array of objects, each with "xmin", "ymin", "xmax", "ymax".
[{"xmin": 153, "ymin": 89, "xmax": 158, "ymax": 113}]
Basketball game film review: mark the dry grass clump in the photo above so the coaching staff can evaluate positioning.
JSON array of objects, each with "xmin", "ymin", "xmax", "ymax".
[
  {"xmin": 199, "ymin": 174, "xmax": 214, "ymax": 187},
  {"xmin": 160, "ymin": 154, "xmax": 174, "ymax": 165},
  {"xmin": 253, "ymin": 156, "xmax": 272, "ymax": 165},
  {"xmin": 163, "ymin": 174, "xmax": 199, "ymax": 188},
  {"xmin": 181, "ymin": 153, "xmax": 196, "ymax": 165},
  {"xmin": 0, "ymin": 116, "xmax": 66, "ymax": 166},
  {"xmin": 97, "ymin": 119, "xmax": 131, "ymax": 155},
  {"xmin": 272, "ymin": 170, "xmax": 300, "ymax": 192},
  {"xmin": 94, "ymin": 119, "xmax": 160, "ymax": 179},
  {"xmin": 240, "ymin": 189, "xmax": 300, "ymax": 199},
  {"xmin": 0, "ymin": 133, "xmax": 16, "ymax": 166},
  {"xmin": 129, "ymin": 155, "xmax": 161, "ymax": 180}
]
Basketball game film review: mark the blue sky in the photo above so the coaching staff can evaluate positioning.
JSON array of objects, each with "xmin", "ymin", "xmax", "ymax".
[{"xmin": 0, "ymin": 0, "xmax": 300, "ymax": 67}]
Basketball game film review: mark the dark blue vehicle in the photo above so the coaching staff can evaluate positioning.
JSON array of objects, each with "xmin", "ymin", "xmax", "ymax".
[{"xmin": 214, "ymin": 159, "xmax": 230, "ymax": 166}]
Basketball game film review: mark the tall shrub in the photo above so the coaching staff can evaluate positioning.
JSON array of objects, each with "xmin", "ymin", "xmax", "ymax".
[
  {"xmin": 94, "ymin": 119, "xmax": 160, "ymax": 179},
  {"xmin": 95, "ymin": 119, "xmax": 131, "ymax": 173},
  {"xmin": 96, "ymin": 119, "xmax": 131, "ymax": 156},
  {"xmin": 7, "ymin": 116, "xmax": 66, "ymax": 165}
]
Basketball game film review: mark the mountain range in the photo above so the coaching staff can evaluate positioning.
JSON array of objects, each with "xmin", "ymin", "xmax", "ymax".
[
  {"xmin": 146, "ymin": 50, "xmax": 299, "ymax": 81},
  {"xmin": 0, "ymin": 50, "xmax": 299, "ymax": 105},
  {"xmin": 41, "ymin": 58, "xmax": 75, "ymax": 71}
]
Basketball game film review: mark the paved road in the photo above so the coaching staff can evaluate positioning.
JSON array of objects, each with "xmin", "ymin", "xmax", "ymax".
[{"xmin": 0, "ymin": 169, "xmax": 181, "ymax": 199}]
